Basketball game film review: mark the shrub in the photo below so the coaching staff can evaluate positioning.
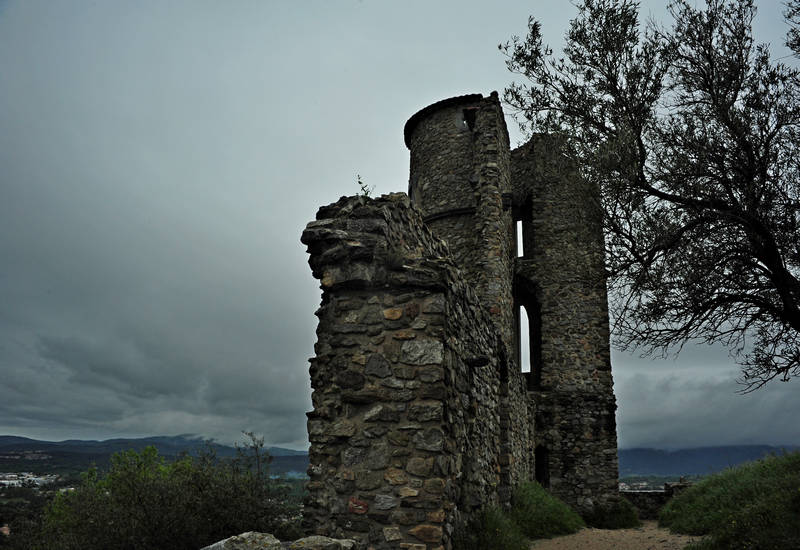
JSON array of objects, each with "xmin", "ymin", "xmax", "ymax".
[
  {"xmin": 509, "ymin": 481, "xmax": 585, "ymax": 538},
  {"xmin": 584, "ymin": 495, "xmax": 641, "ymax": 529},
  {"xmin": 452, "ymin": 507, "xmax": 529, "ymax": 550},
  {"xmin": 660, "ymin": 452, "xmax": 800, "ymax": 549},
  {"xmin": 29, "ymin": 436, "xmax": 301, "ymax": 550}
]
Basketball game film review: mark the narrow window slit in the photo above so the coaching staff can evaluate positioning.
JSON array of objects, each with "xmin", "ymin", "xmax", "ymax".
[{"xmin": 462, "ymin": 107, "xmax": 477, "ymax": 130}]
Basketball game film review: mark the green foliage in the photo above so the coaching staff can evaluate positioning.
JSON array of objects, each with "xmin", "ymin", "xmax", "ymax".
[
  {"xmin": 660, "ymin": 452, "xmax": 800, "ymax": 549},
  {"xmin": 453, "ymin": 481, "xmax": 587, "ymax": 548},
  {"xmin": 452, "ymin": 507, "xmax": 529, "ymax": 550},
  {"xmin": 502, "ymin": 0, "xmax": 800, "ymax": 389},
  {"xmin": 584, "ymin": 495, "xmax": 640, "ymax": 529},
  {"xmin": 22, "ymin": 434, "xmax": 301, "ymax": 550},
  {"xmin": 356, "ymin": 174, "xmax": 373, "ymax": 197},
  {"xmin": 509, "ymin": 481, "xmax": 585, "ymax": 538},
  {"xmin": 0, "ymin": 485, "xmax": 50, "ymax": 549}
]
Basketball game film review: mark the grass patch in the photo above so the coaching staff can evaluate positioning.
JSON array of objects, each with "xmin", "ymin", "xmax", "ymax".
[
  {"xmin": 509, "ymin": 481, "xmax": 585, "ymax": 539},
  {"xmin": 584, "ymin": 495, "xmax": 641, "ymax": 529},
  {"xmin": 659, "ymin": 451, "xmax": 800, "ymax": 549}
]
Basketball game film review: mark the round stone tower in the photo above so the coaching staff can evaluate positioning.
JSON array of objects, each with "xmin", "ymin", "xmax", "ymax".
[
  {"xmin": 404, "ymin": 92, "xmax": 516, "ymax": 350},
  {"xmin": 403, "ymin": 93, "xmax": 619, "ymax": 513}
]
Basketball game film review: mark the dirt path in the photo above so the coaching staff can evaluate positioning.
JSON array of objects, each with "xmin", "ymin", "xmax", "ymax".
[{"xmin": 529, "ymin": 520, "xmax": 703, "ymax": 550}]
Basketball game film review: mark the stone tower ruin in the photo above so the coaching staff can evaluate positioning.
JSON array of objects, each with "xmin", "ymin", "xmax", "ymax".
[{"xmin": 301, "ymin": 92, "xmax": 618, "ymax": 549}]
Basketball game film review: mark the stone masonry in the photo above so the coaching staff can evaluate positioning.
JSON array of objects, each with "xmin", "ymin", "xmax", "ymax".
[{"xmin": 300, "ymin": 92, "xmax": 618, "ymax": 550}]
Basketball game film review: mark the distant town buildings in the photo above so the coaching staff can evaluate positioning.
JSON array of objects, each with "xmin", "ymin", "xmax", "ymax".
[
  {"xmin": 0, "ymin": 450, "xmax": 52, "ymax": 460},
  {"xmin": 0, "ymin": 471, "xmax": 58, "ymax": 487}
]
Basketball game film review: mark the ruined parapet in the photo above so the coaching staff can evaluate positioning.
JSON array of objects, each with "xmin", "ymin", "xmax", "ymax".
[
  {"xmin": 300, "ymin": 194, "xmax": 531, "ymax": 549},
  {"xmin": 405, "ymin": 93, "xmax": 515, "ymax": 352},
  {"xmin": 511, "ymin": 134, "xmax": 618, "ymax": 510}
]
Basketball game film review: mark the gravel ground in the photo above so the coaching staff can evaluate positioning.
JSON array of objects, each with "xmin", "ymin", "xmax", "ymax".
[{"xmin": 529, "ymin": 520, "xmax": 703, "ymax": 550}]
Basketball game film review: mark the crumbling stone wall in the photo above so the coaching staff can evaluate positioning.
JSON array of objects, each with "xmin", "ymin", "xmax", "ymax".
[
  {"xmin": 301, "ymin": 194, "xmax": 532, "ymax": 549},
  {"xmin": 300, "ymin": 92, "xmax": 619, "ymax": 549}
]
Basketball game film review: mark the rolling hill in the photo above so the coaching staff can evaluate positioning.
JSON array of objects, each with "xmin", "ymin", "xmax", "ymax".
[
  {"xmin": 0, "ymin": 435, "xmax": 309, "ymax": 477},
  {"xmin": 618, "ymin": 445, "xmax": 799, "ymax": 476},
  {"xmin": 4, "ymin": 436, "xmax": 796, "ymax": 479}
]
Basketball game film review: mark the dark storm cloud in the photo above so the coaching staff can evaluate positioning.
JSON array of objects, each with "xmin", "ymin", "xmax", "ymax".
[
  {"xmin": 614, "ymin": 345, "xmax": 800, "ymax": 449},
  {"xmin": 0, "ymin": 0, "xmax": 322, "ymax": 447},
  {"xmin": 0, "ymin": 0, "xmax": 796, "ymax": 450}
]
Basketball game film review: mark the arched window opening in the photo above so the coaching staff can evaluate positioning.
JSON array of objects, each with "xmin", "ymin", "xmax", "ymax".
[
  {"xmin": 518, "ymin": 300, "xmax": 542, "ymax": 388},
  {"xmin": 514, "ymin": 278, "xmax": 543, "ymax": 388},
  {"xmin": 534, "ymin": 445, "xmax": 550, "ymax": 487},
  {"xmin": 519, "ymin": 305, "xmax": 530, "ymax": 373},
  {"xmin": 516, "ymin": 220, "xmax": 524, "ymax": 257}
]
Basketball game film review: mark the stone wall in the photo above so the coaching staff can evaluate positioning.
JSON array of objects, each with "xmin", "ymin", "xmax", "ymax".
[
  {"xmin": 301, "ymin": 194, "xmax": 532, "ymax": 550},
  {"xmin": 512, "ymin": 134, "xmax": 618, "ymax": 510}
]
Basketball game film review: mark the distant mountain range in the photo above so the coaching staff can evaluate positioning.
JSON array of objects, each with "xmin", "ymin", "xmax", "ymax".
[
  {"xmin": 0, "ymin": 435, "xmax": 309, "ymax": 476},
  {"xmin": 2, "ymin": 436, "xmax": 796, "ymax": 478},
  {"xmin": 619, "ymin": 445, "xmax": 799, "ymax": 476}
]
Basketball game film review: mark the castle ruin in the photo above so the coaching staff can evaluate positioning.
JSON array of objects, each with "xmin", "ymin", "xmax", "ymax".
[{"xmin": 300, "ymin": 92, "xmax": 618, "ymax": 549}]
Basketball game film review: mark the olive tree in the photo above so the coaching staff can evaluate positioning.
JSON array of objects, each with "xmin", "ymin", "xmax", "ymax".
[{"xmin": 501, "ymin": 0, "xmax": 800, "ymax": 390}]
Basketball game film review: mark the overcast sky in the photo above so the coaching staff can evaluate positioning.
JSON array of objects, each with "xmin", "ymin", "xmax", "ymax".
[{"xmin": 1, "ymin": 0, "xmax": 797, "ymax": 451}]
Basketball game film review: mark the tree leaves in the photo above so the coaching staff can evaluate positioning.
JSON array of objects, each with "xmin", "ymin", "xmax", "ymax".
[{"xmin": 503, "ymin": 0, "xmax": 800, "ymax": 390}]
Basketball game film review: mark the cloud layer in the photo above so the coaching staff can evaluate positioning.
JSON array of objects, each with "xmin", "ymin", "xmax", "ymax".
[{"xmin": 0, "ymin": 0, "xmax": 795, "ymax": 449}]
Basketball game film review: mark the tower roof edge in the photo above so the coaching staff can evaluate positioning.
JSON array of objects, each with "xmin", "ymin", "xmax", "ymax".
[{"xmin": 403, "ymin": 93, "xmax": 484, "ymax": 148}]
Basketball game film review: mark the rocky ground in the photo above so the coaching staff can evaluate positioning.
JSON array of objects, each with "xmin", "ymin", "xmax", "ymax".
[{"xmin": 530, "ymin": 520, "xmax": 703, "ymax": 550}]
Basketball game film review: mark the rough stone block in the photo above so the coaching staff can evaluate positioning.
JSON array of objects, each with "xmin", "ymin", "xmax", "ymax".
[
  {"xmin": 383, "ymin": 308, "xmax": 403, "ymax": 320},
  {"xmin": 406, "ymin": 457, "xmax": 434, "ymax": 477},
  {"xmin": 363, "ymin": 404, "xmax": 401, "ymax": 423},
  {"xmin": 423, "ymin": 478, "xmax": 445, "ymax": 494},
  {"xmin": 387, "ymin": 430, "xmax": 410, "ymax": 446},
  {"xmin": 335, "ymin": 370, "xmax": 366, "ymax": 390},
  {"xmin": 412, "ymin": 428, "xmax": 444, "ymax": 451},
  {"xmin": 289, "ymin": 535, "xmax": 357, "ymax": 549},
  {"xmin": 365, "ymin": 354, "xmax": 392, "ymax": 378},
  {"xmin": 384, "ymin": 467, "xmax": 408, "ymax": 485},
  {"xmin": 330, "ymin": 421, "xmax": 357, "ymax": 437},
  {"xmin": 354, "ymin": 471, "xmax": 383, "ymax": 490},
  {"xmin": 408, "ymin": 401, "xmax": 443, "ymax": 422},
  {"xmin": 348, "ymin": 496, "xmax": 369, "ymax": 515},
  {"xmin": 390, "ymin": 508, "xmax": 425, "ymax": 525},
  {"xmin": 373, "ymin": 494, "xmax": 399, "ymax": 510},
  {"xmin": 400, "ymin": 340, "xmax": 444, "ymax": 365},
  {"xmin": 383, "ymin": 526, "xmax": 402, "ymax": 542},
  {"xmin": 393, "ymin": 366, "xmax": 417, "ymax": 379},
  {"xmin": 409, "ymin": 524, "xmax": 443, "ymax": 543},
  {"xmin": 200, "ymin": 532, "xmax": 281, "ymax": 550},
  {"xmin": 397, "ymin": 486, "xmax": 419, "ymax": 497},
  {"xmin": 418, "ymin": 367, "xmax": 443, "ymax": 382}
]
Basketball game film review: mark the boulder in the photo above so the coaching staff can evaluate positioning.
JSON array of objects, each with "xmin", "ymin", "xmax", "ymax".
[
  {"xmin": 200, "ymin": 532, "xmax": 281, "ymax": 550},
  {"xmin": 289, "ymin": 535, "xmax": 357, "ymax": 549},
  {"xmin": 200, "ymin": 533, "xmax": 358, "ymax": 550}
]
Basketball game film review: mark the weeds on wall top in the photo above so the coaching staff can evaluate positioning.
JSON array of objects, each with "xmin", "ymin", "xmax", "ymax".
[{"xmin": 357, "ymin": 174, "xmax": 373, "ymax": 197}]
